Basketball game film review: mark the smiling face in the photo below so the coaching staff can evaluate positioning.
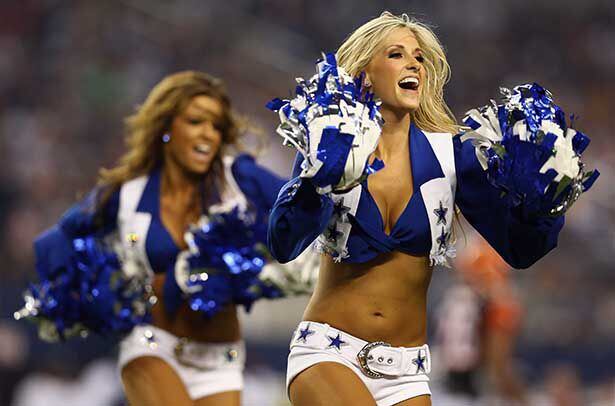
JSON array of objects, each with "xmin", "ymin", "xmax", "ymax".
[
  {"xmin": 364, "ymin": 27, "xmax": 425, "ymax": 115},
  {"xmin": 165, "ymin": 95, "xmax": 225, "ymax": 175}
]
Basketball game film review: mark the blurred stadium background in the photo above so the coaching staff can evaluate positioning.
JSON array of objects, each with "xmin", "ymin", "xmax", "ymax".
[{"xmin": 0, "ymin": 0, "xmax": 613, "ymax": 405}]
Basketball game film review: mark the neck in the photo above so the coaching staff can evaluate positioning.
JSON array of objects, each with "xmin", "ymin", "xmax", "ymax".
[
  {"xmin": 161, "ymin": 158, "xmax": 201, "ymax": 200},
  {"xmin": 376, "ymin": 106, "xmax": 412, "ymax": 160}
]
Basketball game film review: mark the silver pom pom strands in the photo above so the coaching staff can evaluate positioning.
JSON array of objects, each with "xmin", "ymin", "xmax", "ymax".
[
  {"xmin": 173, "ymin": 208, "xmax": 285, "ymax": 318},
  {"xmin": 461, "ymin": 83, "xmax": 599, "ymax": 217},
  {"xmin": 15, "ymin": 236, "xmax": 155, "ymax": 342},
  {"xmin": 267, "ymin": 53, "xmax": 384, "ymax": 194}
]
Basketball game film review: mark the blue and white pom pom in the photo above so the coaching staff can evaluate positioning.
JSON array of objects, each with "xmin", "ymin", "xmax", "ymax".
[
  {"xmin": 461, "ymin": 83, "xmax": 599, "ymax": 216},
  {"xmin": 267, "ymin": 52, "xmax": 384, "ymax": 194},
  {"xmin": 258, "ymin": 246, "xmax": 320, "ymax": 296},
  {"xmin": 174, "ymin": 207, "xmax": 284, "ymax": 317},
  {"xmin": 14, "ymin": 237, "xmax": 152, "ymax": 342}
]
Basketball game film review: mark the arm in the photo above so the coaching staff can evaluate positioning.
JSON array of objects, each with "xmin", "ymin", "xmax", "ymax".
[
  {"xmin": 454, "ymin": 135, "xmax": 564, "ymax": 269},
  {"xmin": 34, "ymin": 187, "xmax": 120, "ymax": 276},
  {"xmin": 230, "ymin": 153, "xmax": 287, "ymax": 213},
  {"xmin": 23, "ymin": 187, "xmax": 151, "ymax": 339},
  {"xmin": 267, "ymin": 153, "xmax": 335, "ymax": 263},
  {"xmin": 58, "ymin": 187, "xmax": 119, "ymax": 237}
]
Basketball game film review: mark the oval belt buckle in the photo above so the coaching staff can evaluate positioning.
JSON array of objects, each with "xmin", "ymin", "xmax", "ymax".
[
  {"xmin": 357, "ymin": 341, "xmax": 391, "ymax": 379},
  {"xmin": 174, "ymin": 337, "xmax": 204, "ymax": 370}
]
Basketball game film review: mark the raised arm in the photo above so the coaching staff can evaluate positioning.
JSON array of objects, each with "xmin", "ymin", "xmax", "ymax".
[
  {"xmin": 34, "ymin": 187, "xmax": 120, "ymax": 274},
  {"xmin": 453, "ymin": 135, "xmax": 564, "ymax": 269},
  {"xmin": 267, "ymin": 153, "xmax": 335, "ymax": 263},
  {"xmin": 230, "ymin": 153, "xmax": 287, "ymax": 216}
]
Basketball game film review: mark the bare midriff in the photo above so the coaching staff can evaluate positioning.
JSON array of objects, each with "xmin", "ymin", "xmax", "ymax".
[
  {"xmin": 150, "ymin": 273, "xmax": 241, "ymax": 343},
  {"xmin": 303, "ymin": 250, "xmax": 432, "ymax": 347}
]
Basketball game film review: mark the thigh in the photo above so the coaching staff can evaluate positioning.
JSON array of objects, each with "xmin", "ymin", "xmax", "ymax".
[
  {"xmin": 121, "ymin": 356, "xmax": 192, "ymax": 406},
  {"xmin": 289, "ymin": 361, "xmax": 376, "ymax": 406},
  {"xmin": 394, "ymin": 395, "xmax": 431, "ymax": 406},
  {"xmin": 194, "ymin": 390, "xmax": 240, "ymax": 406}
]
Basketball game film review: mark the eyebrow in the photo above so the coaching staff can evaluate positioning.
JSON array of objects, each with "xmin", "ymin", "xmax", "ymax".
[
  {"xmin": 187, "ymin": 105, "xmax": 223, "ymax": 119},
  {"xmin": 385, "ymin": 44, "xmax": 424, "ymax": 54}
]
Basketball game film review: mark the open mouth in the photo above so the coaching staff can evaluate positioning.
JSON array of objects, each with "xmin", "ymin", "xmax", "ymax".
[
  {"xmin": 398, "ymin": 77, "xmax": 419, "ymax": 91},
  {"xmin": 193, "ymin": 144, "xmax": 212, "ymax": 156}
]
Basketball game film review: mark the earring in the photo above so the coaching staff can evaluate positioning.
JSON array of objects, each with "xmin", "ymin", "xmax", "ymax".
[
  {"xmin": 162, "ymin": 133, "xmax": 171, "ymax": 143},
  {"xmin": 364, "ymin": 79, "xmax": 372, "ymax": 88}
]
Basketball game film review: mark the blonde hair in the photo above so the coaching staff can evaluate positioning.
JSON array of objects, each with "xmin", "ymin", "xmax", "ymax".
[
  {"xmin": 97, "ymin": 71, "xmax": 246, "ymax": 208},
  {"xmin": 337, "ymin": 11, "xmax": 461, "ymax": 134}
]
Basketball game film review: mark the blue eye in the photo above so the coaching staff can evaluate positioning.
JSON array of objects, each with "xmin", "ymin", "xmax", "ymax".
[{"xmin": 388, "ymin": 52, "xmax": 403, "ymax": 59}]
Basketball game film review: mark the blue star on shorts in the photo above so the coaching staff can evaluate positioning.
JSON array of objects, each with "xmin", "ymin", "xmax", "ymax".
[
  {"xmin": 296, "ymin": 324, "xmax": 316, "ymax": 343},
  {"xmin": 412, "ymin": 350, "xmax": 426, "ymax": 373},
  {"xmin": 327, "ymin": 333, "xmax": 346, "ymax": 350}
]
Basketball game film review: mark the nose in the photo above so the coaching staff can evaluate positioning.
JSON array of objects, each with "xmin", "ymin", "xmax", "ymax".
[
  {"xmin": 406, "ymin": 57, "xmax": 421, "ymax": 72},
  {"xmin": 201, "ymin": 121, "xmax": 217, "ymax": 138}
]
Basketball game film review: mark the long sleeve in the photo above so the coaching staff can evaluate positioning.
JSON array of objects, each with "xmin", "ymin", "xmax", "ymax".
[
  {"xmin": 230, "ymin": 153, "xmax": 287, "ymax": 216},
  {"xmin": 454, "ymin": 135, "xmax": 564, "ymax": 269},
  {"xmin": 267, "ymin": 153, "xmax": 335, "ymax": 263},
  {"xmin": 58, "ymin": 187, "xmax": 120, "ymax": 237},
  {"xmin": 23, "ymin": 186, "xmax": 151, "ymax": 339},
  {"xmin": 34, "ymin": 187, "xmax": 120, "ymax": 275}
]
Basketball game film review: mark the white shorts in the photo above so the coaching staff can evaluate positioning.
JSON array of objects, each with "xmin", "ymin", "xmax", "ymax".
[
  {"xmin": 118, "ymin": 325, "xmax": 245, "ymax": 400},
  {"xmin": 287, "ymin": 321, "xmax": 431, "ymax": 406}
]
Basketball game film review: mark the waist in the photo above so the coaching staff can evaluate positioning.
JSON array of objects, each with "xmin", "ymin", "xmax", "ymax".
[
  {"xmin": 305, "ymin": 251, "xmax": 432, "ymax": 347},
  {"xmin": 120, "ymin": 324, "xmax": 245, "ymax": 370},
  {"xmin": 151, "ymin": 274, "xmax": 241, "ymax": 342}
]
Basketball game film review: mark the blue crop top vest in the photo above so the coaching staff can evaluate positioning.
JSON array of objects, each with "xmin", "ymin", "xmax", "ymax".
[
  {"xmin": 268, "ymin": 124, "xmax": 565, "ymax": 269},
  {"xmin": 36, "ymin": 154, "xmax": 286, "ymax": 276},
  {"xmin": 32, "ymin": 154, "xmax": 287, "ymax": 318}
]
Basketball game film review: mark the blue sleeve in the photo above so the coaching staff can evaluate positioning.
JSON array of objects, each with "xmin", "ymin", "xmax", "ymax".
[
  {"xmin": 34, "ymin": 187, "xmax": 120, "ymax": 276},
  {"xmin": 231, "ymin": 154, "xmax": 288, "ymax": 214},
  {"xmin": 58, "ymin": 187, "xmax": 119, "ymax": 237},
  {"xmin": 33, "ymin": 225, "xmax": 74, "ymax": 278},
  {"xmin": 267, "ymin": 153, "xmax": 335, "ymax": 263},
  {"xmin": 454, "ymin": 135, "xmax": 564, "ymax": 269}
]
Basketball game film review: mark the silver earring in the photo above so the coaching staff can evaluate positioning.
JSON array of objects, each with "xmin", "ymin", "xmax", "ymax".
[{"xmin": 162, "ymin": 133, "xmax": 171, "ymax": 143}]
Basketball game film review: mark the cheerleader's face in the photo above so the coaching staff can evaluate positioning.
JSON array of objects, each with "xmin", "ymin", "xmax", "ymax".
[
  {"xmin": 365, "ymin": 28, "xmax": 425, "ymax": 114},
  {"xmin": 166, "ymin": 95, "xmax": 224, "ymax": 175}
]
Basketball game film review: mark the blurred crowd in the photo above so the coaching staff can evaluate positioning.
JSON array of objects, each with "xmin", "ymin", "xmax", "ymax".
[{"xmin": 1, "ymin": 0, "xmax": 613, "ymax": 404}]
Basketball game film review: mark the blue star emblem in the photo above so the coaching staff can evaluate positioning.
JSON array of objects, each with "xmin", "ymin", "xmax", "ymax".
[
  {"xmin": 296, "ymin": 323, "xmax": 316, "ymax": 343},
  {"xmin": 437, "ymin": 227, "xmax": 449, "ymax": 250},
  {"xmin": 333, "ymin": 200, "xmax": 350, "ymax": 218},
  {"xmin": 434, "ymin": 201, "xmax": 448, "ymax": 225},
  {"xmin": 412, "ymin": 350, "xmax": 426, "ymax": 373},
  {"xmin": 326, "ymin": 225, "xmax": 343, "ymax": 243},
  {"xmin": 327, "ymin": 333, "xmax": 346, "ymax": 350},
  {"xmin": 226, "ymin": 348, "xmax": 239, "ymax": 362}
]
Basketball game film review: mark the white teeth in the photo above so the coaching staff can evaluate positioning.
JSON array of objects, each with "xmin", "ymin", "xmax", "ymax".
[
  {"xmin": 399, "ymin": 77, "xmax": 419, "ymax": 85},
  {"xmin": 195, "ymin": 144, "xmax": 211, "ymax": 153}
]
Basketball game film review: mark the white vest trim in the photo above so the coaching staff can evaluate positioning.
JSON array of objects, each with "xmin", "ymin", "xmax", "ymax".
[
  {"xmin": 208, "ymin": 156, "xmax": 248, "ymax": 215},
  {"xmin": 117, "ymin": 175, "xmax": 153, "ymax": 277},
  {"xmin": 314, "ymin": 185, "xmax": 362, "ymax": 262},
  {"xmin": 422, "ymin": 131, "xmax": 456, "ymax": 268}
]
